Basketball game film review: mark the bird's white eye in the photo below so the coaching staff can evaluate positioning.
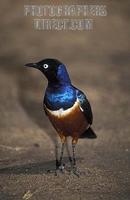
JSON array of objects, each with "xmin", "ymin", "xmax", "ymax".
[{"xmin": 43, "ymin": 64, "xmax": 49, "ymax": 69}]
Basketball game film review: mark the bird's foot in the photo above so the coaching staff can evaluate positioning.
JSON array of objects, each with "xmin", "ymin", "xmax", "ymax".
[
  {"xmin": 55, "ymin": 163, "xmax": 65, "ymax": 176},
  {"xmin": 46, "ymin": 161, "xmax": 65, "ymax": 176},
  {"xmin": 58, "ymin": 164, "xmax": 65, "ymax": 171}
]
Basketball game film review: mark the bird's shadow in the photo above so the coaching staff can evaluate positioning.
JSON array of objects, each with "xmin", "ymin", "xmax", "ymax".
[
  {"xmin": 0, "ymin": 161, "xmax": 55, "ymax": 175},
  {"xmin": 0, "ymin": 157, "xmax": 83, "ymax": 175}
]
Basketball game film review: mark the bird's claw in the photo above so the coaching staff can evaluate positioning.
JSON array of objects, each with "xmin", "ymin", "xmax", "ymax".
[
  {"xmin": 55, "ymin": 163, "xmax": 65, "ymax": 176},
  {"xmin": 58, "ymin": 164, "xmax": 65, "ymax": 171}
]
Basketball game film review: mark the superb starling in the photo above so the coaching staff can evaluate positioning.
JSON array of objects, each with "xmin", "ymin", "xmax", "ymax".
[{"xmin": 25, "ymin": 58, "xmax": 96, "ymax": 176}]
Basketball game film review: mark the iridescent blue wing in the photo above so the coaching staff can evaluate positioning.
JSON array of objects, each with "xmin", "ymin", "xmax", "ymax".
[{"xmin": 76, "ymin": 88, "xmax": 93, "ymax": 125}]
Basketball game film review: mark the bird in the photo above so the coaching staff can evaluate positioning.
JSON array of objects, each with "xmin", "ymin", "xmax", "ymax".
[{"xmin": 25, "ymin": 58, "xmax": 96, "ymax": 176}]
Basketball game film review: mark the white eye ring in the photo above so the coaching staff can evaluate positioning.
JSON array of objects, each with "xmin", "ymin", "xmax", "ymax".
[{"xmin": 43, "ymin": 64, "xmax": 48, "ymax": 69}]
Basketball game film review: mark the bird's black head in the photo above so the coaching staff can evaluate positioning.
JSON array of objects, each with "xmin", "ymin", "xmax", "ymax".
[
  {"xmin": 25, "ymin": 58, "xmax": 62, "ymax": 83},
  {"xmin": 25, "ymin": 58, "xmax": 71, "ymax": 85}
]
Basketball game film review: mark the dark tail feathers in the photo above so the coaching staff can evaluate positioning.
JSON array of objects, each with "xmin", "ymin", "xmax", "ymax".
[{"xmin": 80, "ymin": 127, "xmax": 97, "ymax": 139}]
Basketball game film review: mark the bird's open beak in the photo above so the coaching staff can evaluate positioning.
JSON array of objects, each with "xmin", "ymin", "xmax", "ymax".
[{"xmin": 24, "ymin": 63, "xmax": 38, "ymax": 68}]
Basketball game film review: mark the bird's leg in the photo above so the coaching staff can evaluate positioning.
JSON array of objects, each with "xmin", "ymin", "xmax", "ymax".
[
  {"xmin": 58, "ymin": 142, "xmax": 65, "ymax": 171},
  {"xmin": 55, "ymin": 135, "xmax": 66, "ymax": 175},
  {"xmin": 55, "ymin": 144, "xmax": 59, "ymax": 171},
  {"xmin": 66, "ymin": 140, "xmax": 73, "ymax": 165},
  {"xmin": 72, "ymin": 143, "xmax": 77, "ymax": 170},
  {"xmin": 71, "ymin": 139, "xmax": 80, "ymax": 177}
]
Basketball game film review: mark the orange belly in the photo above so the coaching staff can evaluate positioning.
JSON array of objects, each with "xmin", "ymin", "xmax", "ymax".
[{"xmin": 45, "ymin": 101, "xmax": 89, "ymax": 141}]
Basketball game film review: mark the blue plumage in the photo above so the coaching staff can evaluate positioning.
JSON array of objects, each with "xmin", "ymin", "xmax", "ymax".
[
  {"xmin": 76, "ymin": 89, "xmax": 93, "ymax": 124},
  {"xmin": 56, "ymin": 64, "xmax": 71, "ymax": 85},
  {"xmin": 44, "ymin": 85, "xmax": 76, "ymax": 110},
  {"xmin": 44, "ymin": 64, "xmax": 77, "ymax": 110}
]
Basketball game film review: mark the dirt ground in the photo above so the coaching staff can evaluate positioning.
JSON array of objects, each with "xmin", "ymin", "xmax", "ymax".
[{"xmin": 0, "ymin": 0, "xmax": 130, "ymax": 200}]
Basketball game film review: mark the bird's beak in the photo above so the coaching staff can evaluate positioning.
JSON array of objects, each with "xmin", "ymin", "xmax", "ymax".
[{"xmin": 24, "ymin": 63, "xmax": 38, "ymax": 68}]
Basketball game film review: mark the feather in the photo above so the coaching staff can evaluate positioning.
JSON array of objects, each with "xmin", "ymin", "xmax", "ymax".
[{"xmin": 75, "ymin": 88, "xmax": 93, "ymax": 125}]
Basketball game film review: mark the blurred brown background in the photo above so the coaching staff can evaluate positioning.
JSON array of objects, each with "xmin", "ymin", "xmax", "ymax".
[{"xmin": 0, "ymin": 0, "xmax": 130, "ymax": 200}]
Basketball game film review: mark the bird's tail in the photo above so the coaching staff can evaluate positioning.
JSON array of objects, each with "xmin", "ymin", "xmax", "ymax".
[{"xmin": 80, "ymin": 127, "xmax": 97, "ymax": 139}]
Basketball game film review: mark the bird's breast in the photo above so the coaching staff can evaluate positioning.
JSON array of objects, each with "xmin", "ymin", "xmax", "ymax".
[
  {"xmin": 45, "ymin": 100, "xmax": 79, "ymax": 118},
  {"xmin": 44, "ymin": 100, "xmax": 89, "ymax": 137}
]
